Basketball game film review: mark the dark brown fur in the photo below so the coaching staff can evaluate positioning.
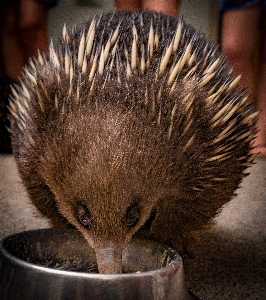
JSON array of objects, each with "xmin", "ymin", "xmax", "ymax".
[{"xmin": 9, "ymin": 10, "xmax": 257, "ymax": 273}]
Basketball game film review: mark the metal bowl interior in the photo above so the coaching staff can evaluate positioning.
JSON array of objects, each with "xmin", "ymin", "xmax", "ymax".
[
  {"xmin": 0, "ymin": 228, "xmax": 195, "ymax": 300},
  {"xmin": 1, "ymin": 228, "xmax": 177, "ymax": 273}
]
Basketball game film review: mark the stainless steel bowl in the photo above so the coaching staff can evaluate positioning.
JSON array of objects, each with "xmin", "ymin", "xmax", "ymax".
[{"xmin": 0, "ymin": 229, "xmax": 196, "ymax": 300}]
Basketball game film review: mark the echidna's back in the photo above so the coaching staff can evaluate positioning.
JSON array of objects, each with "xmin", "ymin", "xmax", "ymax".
[{"xmin": 9, "ymin": 10, "xmax": 257, "ymax": 241}]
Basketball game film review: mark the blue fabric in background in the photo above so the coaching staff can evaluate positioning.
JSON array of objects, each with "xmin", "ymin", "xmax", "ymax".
[{"xmin": 219, "ymin": 0, "xmax": 266, "ymax": 11}]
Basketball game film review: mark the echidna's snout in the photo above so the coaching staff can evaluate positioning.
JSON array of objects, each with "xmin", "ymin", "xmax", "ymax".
[{"xmin": 95, "ymin": 242, "xmax": 123, "ymax": 274}]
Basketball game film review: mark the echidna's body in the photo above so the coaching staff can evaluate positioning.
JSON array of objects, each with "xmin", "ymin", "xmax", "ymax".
[{"xmin": 9, "ymin": 10, "xmax": 257, "ymax": 273}]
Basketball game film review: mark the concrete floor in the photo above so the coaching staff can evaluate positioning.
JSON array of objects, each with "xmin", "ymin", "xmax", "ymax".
[{"xmin": 0, "ymin": 154, "xmax": 265, "ymax": 299}]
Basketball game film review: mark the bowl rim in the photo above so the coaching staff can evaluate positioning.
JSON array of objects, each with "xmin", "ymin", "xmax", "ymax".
[{"xmin": 0, "ymin": 228, "xmax": 182, "ymax": 278}]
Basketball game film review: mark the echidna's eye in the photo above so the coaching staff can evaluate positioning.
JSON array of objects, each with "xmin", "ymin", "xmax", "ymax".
[
  {"xmin": 125, "ymin": 203, "xmax": 140, "ymax": 228},
  {"xmin": 77, "ymin": 204, "xmax": 92, "ymax": 228}
]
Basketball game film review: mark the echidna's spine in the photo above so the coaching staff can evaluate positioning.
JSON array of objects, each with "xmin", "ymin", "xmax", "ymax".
[{"xmin": 9, "ymin": 12, "xmax": 257, "ymax": 171}]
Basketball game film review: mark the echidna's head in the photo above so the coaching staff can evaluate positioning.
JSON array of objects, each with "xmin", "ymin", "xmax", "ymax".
[{"xmin": 38, "ymin": 104, "xmax": 171, "ymax": 274}]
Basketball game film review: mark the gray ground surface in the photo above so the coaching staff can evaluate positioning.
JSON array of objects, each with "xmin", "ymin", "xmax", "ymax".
[{"xmin": 0, "ymin": 154, "xmax": 265, "ymax": 299}]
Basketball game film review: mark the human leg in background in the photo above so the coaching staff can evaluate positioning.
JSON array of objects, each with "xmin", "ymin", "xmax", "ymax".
[
  {"xmin": 0, "ymin": 1, "xmax": 20, "ymax": 153},
  {"xmin": 1, "ymin": 2, "xmax": 24, "ymax": 80},
  {"xmin": 19, "ymin": 0, "xmax": 49, "ymax": 65},
  {"xmin": 141, "ymin": 0, "xmax": 179, "ymax": 16},
  {"xmin": 115, "ymin": 0, "xmax": 142, "ymax": 11},
  {"xmin": 255, "ymin": 14, "xmax": 266, "ymax": 155},
  {"xmin": 0, "ymin": 0, "xmax": 51, "ymax": 153},
  {"xmin": 115, "ymin": 0, "xmax": 179, "ymax": 16},
  {"xmin": 220, "ymin": 4, "xmax": 261, "ymax": 96},
  {"xmin": 1, "ymin": 0, "xmax": 49, "ymax": 81},
  {"xmin": 220, "ymin": 3, "xmax": 266, "ymax": 156}
]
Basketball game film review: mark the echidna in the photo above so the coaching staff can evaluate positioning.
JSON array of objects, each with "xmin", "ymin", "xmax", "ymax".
[{"xmin": 9, "ymin": 10, "xmax": 257, "ymax": 274}]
